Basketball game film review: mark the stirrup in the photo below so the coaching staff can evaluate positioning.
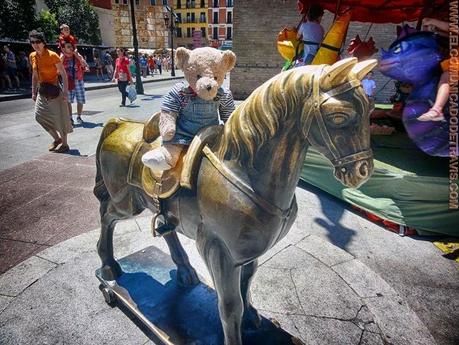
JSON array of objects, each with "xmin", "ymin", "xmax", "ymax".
[{"xmin": 151, "ymin": 213, "xmax": 175, "ymax": 237}]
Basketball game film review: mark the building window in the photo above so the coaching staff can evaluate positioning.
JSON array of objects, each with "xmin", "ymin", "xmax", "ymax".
[
  {"xmin": 176, "ymin": 27, "xmax": 182, "ymax": 37},
  {"xmin": 227, "ymin": 11, "xmax": 232, "ymax": 23},
  {"xmin": 176, "ymin": 12, "xmax": 182, "ymax": 22},
  {"xmin": 213, "ymin": 11, "xmax": 218, "ymax": 24},
  {"xmin": 201, "ymin": 27, "xmax": 206, "ymax": 37},
  {"xmin": 122, "ymin": 0, "xmax": 128, "ymax": 4},
  {"xmin": 213, "ymin": 0, "xmax": 219, "ymax": 7},
  {"xmin": 200, "ymin": 12, "xmax": 206, "ymax": 22},
  {"xmin": 226, "ymin": 27, "xmax": 232, "ymax": 39},
  {"xmin": 163, "ymin": 0, "xmax": 168, "ymax": 4},
  {"xmin": 226, "ymin": 0, "xmax": 233, "ymax": 7},
  {"xmin": 176, "ymin": 0, "xmax": 181, "ymax": 8},
  {"xmin": 191, "ymin": 12, "xmax": 195, "ymax": 22},
  {"xmin": 187, "ymin": 27, "xmax": 191, "ymax": 37},
  {"xmin": 186, "ymin": 12, "xmax": 191, "ymax": 23},
  {"xmin": 213, "ymin": 27, "xmax": 218, "ymax": 39},
  {"xmin": 150, "ymin": 0, "xmax": 155, "ymax": 4},
  {"xmin": 200, "ymin": 0, "xmax": 205, "ymax": 8},
  {"xmin": 135, "ymin": 0, "xmax": 140, "ymax": 5}
]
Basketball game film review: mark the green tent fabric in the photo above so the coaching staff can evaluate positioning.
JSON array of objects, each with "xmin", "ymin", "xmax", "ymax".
[{"xmin": 300, "ymin": 134, "xmax": 458, "ymax": 237}]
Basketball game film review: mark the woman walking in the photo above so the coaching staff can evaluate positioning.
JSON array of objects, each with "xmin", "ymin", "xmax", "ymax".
[
  {"xmin": 112, "ymin": 48, "xmax": 132, "ymax": 107},
  {"xmin": 29, "ymin": 30, "xmax": 72, "ymax": 153}
]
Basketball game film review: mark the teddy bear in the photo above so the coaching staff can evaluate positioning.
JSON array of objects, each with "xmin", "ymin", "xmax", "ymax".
[{"xmin": 142, "ymin": 47, "xmax": 236, "ymax": 173}]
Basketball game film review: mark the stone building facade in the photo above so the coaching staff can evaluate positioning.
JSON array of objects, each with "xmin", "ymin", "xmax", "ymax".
[
  {"xmin": 231, "ymin": 0, "xmax": 406, "ymax": 103},
  {"xmin": 90, "ymin": 0, "xmax": 171, "ymax": 49}
]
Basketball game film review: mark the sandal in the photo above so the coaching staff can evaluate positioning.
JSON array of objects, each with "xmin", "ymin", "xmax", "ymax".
[
  {"xmin": 417, "ymin": 107, "xmax": 444, "ymax": 122},
  {"xmin": 48, "ymin": 138, "xmax": 62, "ymax": 151},
  {"xmin": 54, "ymin": 144, "xmax": 70, "ymax": 153}
]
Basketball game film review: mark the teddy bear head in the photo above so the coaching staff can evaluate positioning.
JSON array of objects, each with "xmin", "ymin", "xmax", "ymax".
[{"xmin": 175, "ymin": 47, "xmax": 236, "ymax": 100}]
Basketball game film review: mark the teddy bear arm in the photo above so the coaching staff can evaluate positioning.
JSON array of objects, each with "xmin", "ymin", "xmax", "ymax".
[{"xmin": 159, "ymin": 110, "xmax": 178, "ymax": 141}]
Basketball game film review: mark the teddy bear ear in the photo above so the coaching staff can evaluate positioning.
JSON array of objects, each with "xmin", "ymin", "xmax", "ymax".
[
  {"xmin": 221, "ymin": 50, "xmax": 236, "ymax": 71},
  {"xmin": 175, "ymin": 47, "xmax": 190, "ymax": 70}
]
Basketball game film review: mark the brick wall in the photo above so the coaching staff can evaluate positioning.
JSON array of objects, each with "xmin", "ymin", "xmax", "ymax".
[{"xmin": 232, "ymin": 1, "xmax": 414, "ymax": 102}]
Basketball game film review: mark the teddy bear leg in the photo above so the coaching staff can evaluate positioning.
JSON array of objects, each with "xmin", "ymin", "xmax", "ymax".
[
  {"xmin": 141, "ymin": 144, "xmax": 183, "ymax": 173},
  {"xmin": 142, "ymin": 147, "xmax": 173, "ymax": 173}
]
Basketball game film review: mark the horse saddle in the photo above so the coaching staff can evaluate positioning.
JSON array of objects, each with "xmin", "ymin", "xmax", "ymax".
[{"xmin": 127, "ymin": 112, "xmax": 222, "ymax": 199}]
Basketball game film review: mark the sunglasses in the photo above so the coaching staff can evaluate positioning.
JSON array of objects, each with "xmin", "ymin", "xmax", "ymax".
[{"xmin": 30, "ymin": 40, "xmax": 43, "ymax": 44}]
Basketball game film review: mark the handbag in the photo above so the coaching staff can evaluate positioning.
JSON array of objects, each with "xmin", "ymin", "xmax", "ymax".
[
  {"xmin": 38, "ymin": 82, "xmax": 61, "ymax": 99},
  {"xmin": 127, "ymin": 84, "xmax": 137, "ymax": 103}
]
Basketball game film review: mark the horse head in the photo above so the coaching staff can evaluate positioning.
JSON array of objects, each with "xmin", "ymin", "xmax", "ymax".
[
  {"xmin": 379, "ymin": 31, "xmax": 442, "ymax": 85},
  {"xmin": 301, "ymin": 58, "xmax": 377, "ymax": 188}
]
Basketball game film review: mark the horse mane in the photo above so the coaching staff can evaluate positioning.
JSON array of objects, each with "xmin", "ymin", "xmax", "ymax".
[{"xmin": 217, "ymin": 66, "xmax": 315, "ymax": 166}]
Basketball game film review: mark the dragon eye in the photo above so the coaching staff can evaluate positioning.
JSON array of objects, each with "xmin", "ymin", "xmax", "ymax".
[
  {"xmin": 214, "ymin": 76, "xmax": 218, "ymax": 80},
  {"xmin": 393, "ymin": 45, "xmax": 401, "ymax": 54}
]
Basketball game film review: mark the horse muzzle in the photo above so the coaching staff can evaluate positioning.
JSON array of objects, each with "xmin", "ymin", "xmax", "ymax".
[{"xmin": 333, "ymin": 158, "xmax": 374, "ymax": 188}]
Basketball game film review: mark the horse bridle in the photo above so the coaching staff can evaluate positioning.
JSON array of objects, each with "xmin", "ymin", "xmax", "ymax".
[
  {"xmin": 202, "ymin": 66, "xmax": 373, "ymax": 220},
  {"xmin": 301, "ymin": 66, "xmax": 373, "ymax": 170}
]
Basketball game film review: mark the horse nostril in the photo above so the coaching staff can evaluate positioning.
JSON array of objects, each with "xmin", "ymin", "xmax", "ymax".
[{"xmin": 206, "ymin": 85, "xmax": 212, "ymax": 91}]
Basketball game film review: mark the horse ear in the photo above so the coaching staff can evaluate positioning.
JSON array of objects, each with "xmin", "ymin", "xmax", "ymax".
[
  {"xmin": 320, "ymin": 57, "xmax": 358, "ymax": 89},
  {"xmin": 175, "ymin": 47, "xmax": 190, "ymax": 70},
  {"xmin": 349, "ymin": 59, "xmax": 378, "ymax": 80}
]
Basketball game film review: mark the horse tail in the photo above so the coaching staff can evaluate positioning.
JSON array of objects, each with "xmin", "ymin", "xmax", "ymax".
[{"xmin": 93, "ymin": 118, "xmax": 122, "ymax": 202}]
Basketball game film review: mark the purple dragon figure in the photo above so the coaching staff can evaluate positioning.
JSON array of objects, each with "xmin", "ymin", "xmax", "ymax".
[{"xmin": 379, "ymin": 26, "xmax": 448, "ymax": 157}]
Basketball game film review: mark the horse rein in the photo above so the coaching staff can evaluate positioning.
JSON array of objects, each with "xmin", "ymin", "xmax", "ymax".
[
  {"xmin": 200, "ymin": 65, "xmax": 372, "ymax": 219},
  {"xmin": 302, "ymin": 66, "xmax": 373, "ymax": 169},
  {"xmin": 202, "ymin": 145, "xmax": 295, "ymax": 219}
]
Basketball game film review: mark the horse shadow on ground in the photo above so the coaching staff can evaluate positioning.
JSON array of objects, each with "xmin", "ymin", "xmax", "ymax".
[
  {"xmin": 107, "ymin": 246, "xmax": 299, "ymax": 345},
  {"xmin": 297, "ymin": 180, "xmax": 356, "ymax": 251}
]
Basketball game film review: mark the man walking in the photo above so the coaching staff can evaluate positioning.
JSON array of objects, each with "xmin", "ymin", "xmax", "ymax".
[{"xmin": 103, "ymin": 51, "xmax": 114, "ymax": 80}]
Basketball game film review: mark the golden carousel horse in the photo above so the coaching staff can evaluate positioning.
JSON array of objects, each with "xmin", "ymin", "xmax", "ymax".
[{"xmin": 94, "ymin": 58, "xmax": 377, "ymax": 345}]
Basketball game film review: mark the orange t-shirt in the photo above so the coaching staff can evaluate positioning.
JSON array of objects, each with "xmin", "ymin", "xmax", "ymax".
[{"xmin": 30, "ymin": 49, "xmax": 61, "ymax": 84}]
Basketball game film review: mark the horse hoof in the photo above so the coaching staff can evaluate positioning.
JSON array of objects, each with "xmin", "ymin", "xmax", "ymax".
[
  {"xmin": 177, "ymin": 266, "xmax": 200, "ymax": 288},
  {"xmin": 100, "ymin": 261, "xmax": 123, "ymax": 281}
]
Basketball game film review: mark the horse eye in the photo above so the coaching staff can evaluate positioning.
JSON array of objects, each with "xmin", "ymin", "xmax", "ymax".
[
  {"xmin": 330, "ymin": 114, "xmax": 348, "ymax": 125},
  {"xmin": 197, "ymin": 74, "xmax": 202, "ymax": 79},
  {"xmin": 214, "ymin": 76, "xmax": 218, "ymax": 80}
]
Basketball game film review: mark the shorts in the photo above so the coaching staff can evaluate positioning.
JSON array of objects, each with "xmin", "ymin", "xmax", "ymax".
[
  {"xmin": 68, "ymin": 79, "xmax": 86, "ymax": 104},
  {"xmin": 7, "ymin": 67, "xmax": 17, "ymax": 78}
]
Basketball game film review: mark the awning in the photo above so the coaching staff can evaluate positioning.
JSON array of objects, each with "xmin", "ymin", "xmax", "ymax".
[{"xmin": 298, "ymin": 0, "xmax": 448, "ymax": 23}]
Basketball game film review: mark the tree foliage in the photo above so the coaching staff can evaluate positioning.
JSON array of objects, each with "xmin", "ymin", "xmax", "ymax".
[
  {"xmin": 45, "ymin": 0, "xmax": 102, "ymax": 45},
  {"xmin": 36, "ymin": 10, "xmax": 59, "ymax": 43},
  {"xmin": 0, "ymin": 0, "xmax": 37, "ymax": 40}
]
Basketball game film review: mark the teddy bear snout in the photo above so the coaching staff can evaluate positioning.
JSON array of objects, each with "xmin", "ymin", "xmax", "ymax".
[{"xmin": 196, "ymin": 77, "xmax": 218, "ymax": 100}]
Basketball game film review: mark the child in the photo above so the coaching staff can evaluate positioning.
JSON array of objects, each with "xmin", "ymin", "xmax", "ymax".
[
  {"xmin": 296, "ymin": 4, "xmax": 325, "ymax": 65},
  {"xmin": 57, "ymin": 24, "xmax": 88, "ymax": 71},
  {"xmin": 417, "ymin": 17, "xmax": 453, "ymax": 121}
]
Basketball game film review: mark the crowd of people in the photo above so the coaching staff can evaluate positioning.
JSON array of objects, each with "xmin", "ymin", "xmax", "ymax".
[
  {"xmin": 26, "ymin": 23, "xmax": 175, "ymax": 154},
  {"xmin": 0, "ymin": 45, "xmax": 30, "ymax": 91}
]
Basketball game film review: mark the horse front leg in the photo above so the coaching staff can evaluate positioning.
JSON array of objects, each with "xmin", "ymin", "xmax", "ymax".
[
  {"xmin": 97, "ymin": 201, "xmax": 123, "ymax": 281},
  {"xmin": 163, "ymin": 231, "xmax": 200, "ymax": 288},
  {"xmin": 241, "ymin": 260, "xmax": 262, "ymax": 330},
  {"xmin": 196, "ymin": 224, "xmax": 244, "ymax": 345}
]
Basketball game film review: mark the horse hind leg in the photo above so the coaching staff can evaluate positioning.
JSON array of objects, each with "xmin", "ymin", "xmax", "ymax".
[
  {"xmin": 196, "ymin": 224, "xmax": 243, "ymax": 345},
  {"xmin": 162, "ymin": 231, "xmax": 199, "ymax": 287},
  {"xmin": 97, "ymin": 200, "xmax": 123, "ymax": 281},
  {"xmin": 241, "ymin": 260, "xmax": 262, "ymax": 330}
]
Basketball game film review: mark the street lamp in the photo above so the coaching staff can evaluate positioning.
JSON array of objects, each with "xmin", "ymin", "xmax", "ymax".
[
  {"xmin": 163, "ymin": 6, "xmax": 176, "ymax": 77},
  {"xmin": 129, "ymin": 0, "xmax": 144, "ymax": 94}
]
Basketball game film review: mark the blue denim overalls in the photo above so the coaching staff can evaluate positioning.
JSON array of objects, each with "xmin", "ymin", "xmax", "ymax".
[{"xmin": 164, "ymin": 86, "xmax": 224, "ymax": 145}]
